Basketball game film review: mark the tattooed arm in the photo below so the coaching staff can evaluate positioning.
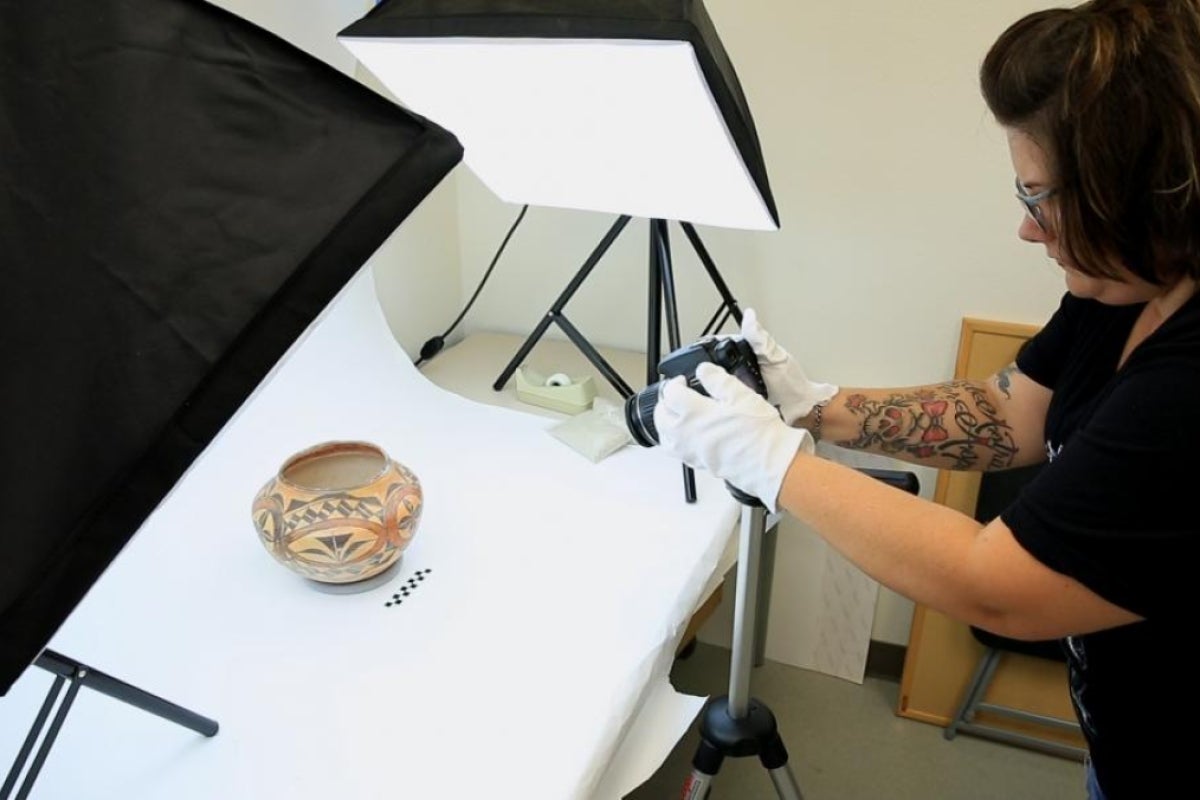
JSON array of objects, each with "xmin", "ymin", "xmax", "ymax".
[
  {"xmin": 772, "ymin": 364, "xmax": 1134, "ymax": 637},
  {"xmin": 794, "ymin": 362, "xmax": 1052, "ymax": 471}
]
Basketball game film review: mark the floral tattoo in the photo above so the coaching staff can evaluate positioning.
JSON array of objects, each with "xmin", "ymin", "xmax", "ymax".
[{"xmin": 838, "ymin": 382, "xmax": 1018, "ymax": 469}]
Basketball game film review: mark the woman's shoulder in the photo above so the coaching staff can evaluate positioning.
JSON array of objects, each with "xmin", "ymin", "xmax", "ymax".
[
  {"xmin": 1039, "ymin": 292, "xmax": 1139, "ymax": 339},
  {"xmin": 1025, "ymin": 293, "xmax": 1135, "ymax": 365}
]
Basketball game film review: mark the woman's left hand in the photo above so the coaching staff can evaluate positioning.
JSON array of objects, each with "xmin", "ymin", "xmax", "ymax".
[{"xmin": 653, "ymin": 362, "xmax": 814, "ymax": 513}]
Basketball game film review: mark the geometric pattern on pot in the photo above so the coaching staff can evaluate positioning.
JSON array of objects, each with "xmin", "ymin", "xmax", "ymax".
[{"xmin": 252, "ymin": 442, "xmax": 422, "ymax": 585}]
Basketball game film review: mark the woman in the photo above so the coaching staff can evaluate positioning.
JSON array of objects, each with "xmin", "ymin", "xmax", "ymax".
[{"xmin": 653, "ymin": 2, "xmax": 1200, "ymax": 797}]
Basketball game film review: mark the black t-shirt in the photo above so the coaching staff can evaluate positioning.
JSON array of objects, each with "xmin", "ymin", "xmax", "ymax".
[{"xmin": 1001, "ymin": 291, "xmax": 1200, "ymax": 798}]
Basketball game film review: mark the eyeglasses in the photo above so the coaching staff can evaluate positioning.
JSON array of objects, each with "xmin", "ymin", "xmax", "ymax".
[{"xmin": 1015, "ymin": 177, "xmax": 1056, "ymax": 232}]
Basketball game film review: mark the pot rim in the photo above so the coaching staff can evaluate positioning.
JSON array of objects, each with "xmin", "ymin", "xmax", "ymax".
[{"xmin": 276, "ymin": 440, "xmax": 391, "ymax": 492}]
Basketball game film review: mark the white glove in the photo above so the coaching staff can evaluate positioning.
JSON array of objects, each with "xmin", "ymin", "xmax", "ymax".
[
  {"xmin": 654, "ymin": 362, "xmax": 814, "ymax": 513},
  {"xmin": 741, "ymin": 308, "xmax": 838, "ymax": 426}
]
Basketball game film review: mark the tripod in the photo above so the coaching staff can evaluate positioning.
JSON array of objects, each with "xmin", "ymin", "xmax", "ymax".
[
  {"xmin": 492, "ymin": 216, "xmax": 746, "ymax": 502},
  {"xmin": 683, "ymin": 505, "xmax": 804, "ymax": 799},
  {"xmin": 3, "ymin": 651, "xmax": 218, "ymax": 800},
  {"xmin": 685, "ymin": 470, "xmax": 919, "ymax": 798}
]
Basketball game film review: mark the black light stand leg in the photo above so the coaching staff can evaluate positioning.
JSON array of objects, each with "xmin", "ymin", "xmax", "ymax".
[
  {"xmin": 491, "ymin": 216, "xmax": 747, "ymax": 504},
  {"xmin": 4, "ymin": 671, "xmax": 83, "ymax": 800},
  {"xmin": 652, "ymin": 219, "xmax": 698, "ymax": 503},
  {"xmin": 647, "ymin": 219, "xmax": 663, "ymax": 385},
  {"xmin": 493, "ymin": 214, "xmax": 634, "ymax": 396},
  {"xmin": 3, "ymin": 651, "xmax": 218, "ymax": 800},
  {"xmin": 653, "ymin": 220, "xmax": 683, "ymax": 354},
  {"xmin": 495, "ymin": 218, "xmax": 747, "ymax": 395},
  {"xmin": 680, "ymin": 222, "xmax": 744, "ymax": 335},
  {"xmin": 701, "ymin": 304, "xmax": 734, "ymax": 340},
  {"xmin": 35, "ymin": 651, "xmax": 218, "ymax": 737},
  {"xmin": 2, "ymin": 675, "xmax": 66, "ymax": 800}
]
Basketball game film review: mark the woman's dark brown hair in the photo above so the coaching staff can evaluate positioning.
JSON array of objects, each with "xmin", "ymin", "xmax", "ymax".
[{"xmin": 981, "ymin": 0, "xmax": 1200, "ymax": 284}]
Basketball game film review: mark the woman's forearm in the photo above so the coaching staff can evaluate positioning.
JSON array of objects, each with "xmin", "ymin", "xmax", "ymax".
[
  {"xmin": 778, "ymin": 453, "xmax": 989, "ymax": 623},
  {"xmin": 777, "ymin": 450, "xmax": 1142, "ymax": 640},
  {"xmin": 795, "ymin": 381, "xmax": 1022, "ymax": 471}
]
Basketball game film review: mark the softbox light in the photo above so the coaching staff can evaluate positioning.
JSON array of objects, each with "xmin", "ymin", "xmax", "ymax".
[
  {"xmin": 0, "ymin": 0, "xmax": 462, "ymax": 695},
  {"xmin": 339, "ymin": 0, "xmax": 779, "ymax": 231}
]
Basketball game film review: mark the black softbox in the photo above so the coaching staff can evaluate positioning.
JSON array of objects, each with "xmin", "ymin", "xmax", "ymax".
[{"xmin": 0, "ymin": 0, "xmax": 462, "ymax": 694}]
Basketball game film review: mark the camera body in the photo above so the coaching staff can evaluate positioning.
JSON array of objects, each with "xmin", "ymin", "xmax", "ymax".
[
  {"xmin": 661, "ymin": 337, "xmax": 766, "ymax": 398},
  {"xmin": 624, "ymin": 336, "xmax": 768, "ymax": 448}
]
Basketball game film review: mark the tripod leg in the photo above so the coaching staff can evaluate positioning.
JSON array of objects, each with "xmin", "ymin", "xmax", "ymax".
[
  {"xmin": 681, "ymin": 769, "xmax": 716, "ymax": 800},
  {"xmin": 681, "ymin": 738, "xmax": 724, "ymax": 800},
  {"xmin": 492, "ymin": 214, "xmax": 632, "ymax": 391},
  {"xmin": 767, "ymin": 763, "xmax": 805, "ymax": 800},
  {"xmin": 760, "ymin": 731, "xmax": 805, "ymax": 800}
]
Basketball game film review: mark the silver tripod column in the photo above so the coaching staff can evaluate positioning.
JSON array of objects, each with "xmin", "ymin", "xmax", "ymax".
[{"xmin": 682, "ymin": 504, "xmax": 804, "ymax": 800}]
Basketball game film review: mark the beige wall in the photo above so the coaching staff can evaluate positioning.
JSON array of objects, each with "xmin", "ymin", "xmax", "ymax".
[{"xmin": 228, "ymin": 0, "xmax": 1069, "ymax": 651}]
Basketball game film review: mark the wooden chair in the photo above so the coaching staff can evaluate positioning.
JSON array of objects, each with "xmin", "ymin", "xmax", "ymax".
[
  {"xmin": 942, "ymin": 464, "xmax": 1086, "ymax": 761},
  {"xmin": 944, "ymin": 626, "xmax": 1085, "ymax": 761}
]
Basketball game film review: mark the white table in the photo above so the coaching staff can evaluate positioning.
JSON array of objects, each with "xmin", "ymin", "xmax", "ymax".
[
  {"xmin": 1, "ymin": 270, "xmax": 741, "ymax": 800},
  {"xmin": 418, "ymin": 329, "xmax": 740, "ymax": 630}
]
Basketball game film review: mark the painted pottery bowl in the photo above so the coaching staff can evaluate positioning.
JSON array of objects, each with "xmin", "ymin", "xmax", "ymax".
[{"xmin": 251, "ymin": 441, "xmax": 422, "ymax": 585}]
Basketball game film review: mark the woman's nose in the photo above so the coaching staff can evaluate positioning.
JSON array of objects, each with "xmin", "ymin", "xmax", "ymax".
[{"xmin": 1018, "ymin": 213, "xmax": 1046, "ymax": 244}]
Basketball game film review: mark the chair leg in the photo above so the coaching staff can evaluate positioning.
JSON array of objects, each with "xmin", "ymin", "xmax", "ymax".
[{"xmin": 944, "ymin": 647, "xmax": 1001, "ymax": 740}]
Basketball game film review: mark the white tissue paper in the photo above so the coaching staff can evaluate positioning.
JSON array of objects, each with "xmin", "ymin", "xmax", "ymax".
[{"xmin": 550, "ymin": 397, "xmax": 635, "ymax": 462}]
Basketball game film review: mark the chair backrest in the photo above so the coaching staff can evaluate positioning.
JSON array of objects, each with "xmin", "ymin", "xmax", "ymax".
[{"xmin": 973, "ymin": 463, "xmax": 1043, "ymax": 525}]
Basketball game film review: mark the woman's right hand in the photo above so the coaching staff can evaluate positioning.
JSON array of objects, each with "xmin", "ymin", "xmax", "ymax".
[{"xmin": 740, "ymin": 308, "xmax": 838, "ymax": 425}]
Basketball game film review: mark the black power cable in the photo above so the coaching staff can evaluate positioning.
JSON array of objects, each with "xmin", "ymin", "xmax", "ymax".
[{"xmin": 414, "ymin": 204, "xmax": 529, "ymax": 367}]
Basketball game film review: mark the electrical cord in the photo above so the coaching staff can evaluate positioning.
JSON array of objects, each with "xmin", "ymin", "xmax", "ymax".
[{"xmin": 414, "ymin": 204, "xmax": 529, "ymax": 367}]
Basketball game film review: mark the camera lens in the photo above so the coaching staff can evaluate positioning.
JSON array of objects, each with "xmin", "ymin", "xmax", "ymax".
[{"xmin": 623, "ymin": 382, "xmax": 661, "ymax": 447}]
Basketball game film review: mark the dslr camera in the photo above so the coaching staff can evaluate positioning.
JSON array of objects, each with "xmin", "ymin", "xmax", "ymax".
[{"xmin": 624, "ymin": 336, "xmax": 768, "ymax": 448}]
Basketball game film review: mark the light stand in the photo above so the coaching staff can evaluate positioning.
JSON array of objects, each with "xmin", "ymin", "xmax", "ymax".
[
  {"xmin": 492, "ymin": 217, "xmax": 743, "ymax": 398},
  {"xmin": 3, "ymin": 652, "xmax": 218, "ymax": 800},
  {"xmin": 491, "ymin": 216, "xmax": 746, "ymax": 501},
  {"xmin": 687, "ymin": 469, "xmax": 919, "ymax": 799}
]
